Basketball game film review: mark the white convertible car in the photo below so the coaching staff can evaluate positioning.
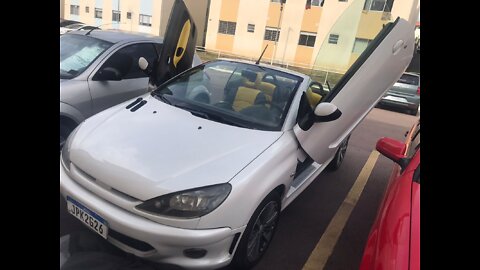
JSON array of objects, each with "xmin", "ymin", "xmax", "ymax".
[{"xmin": 60, "ymin": 0, "xmax": 415, "ymax": 269}]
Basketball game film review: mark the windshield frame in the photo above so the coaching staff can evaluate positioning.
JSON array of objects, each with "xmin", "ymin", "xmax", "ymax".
[
  {"xmin": 151, "ymin": 60, "xmax": 303, "ymax": 131},
  {"xmin": 60, "ymin": 34, "xmax": 113, "ymax": 79}
]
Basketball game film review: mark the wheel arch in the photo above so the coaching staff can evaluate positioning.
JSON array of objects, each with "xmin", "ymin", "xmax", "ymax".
[
  {"xmin": 60, "ymin": 114, "xmax": 78, "ymax": 130},
  {"xmin": 273, "ymin": 184, "xmax": 286, "ymax": 200},
  {"xmin": 60, "ymin": 102, "xmax": 85, "ymax": 127}
]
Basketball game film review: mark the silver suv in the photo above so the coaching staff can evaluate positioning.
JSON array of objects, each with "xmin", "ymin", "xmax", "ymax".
[
  {"xmin": 378, "ymin": 72, "xmax": 420, "ymax": 115},
  {"xmin": 60, "ymin": 30, "xmax": 201, "ymax": 148}
]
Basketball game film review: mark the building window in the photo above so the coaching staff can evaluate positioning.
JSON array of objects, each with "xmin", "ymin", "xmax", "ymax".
[
  {"xmin": 364, "ymin": 0, "xmax": 394, "ymax": 12},
  {"xmin": 85, "ymin": 6, "xmax": 90, "ymax": 13},
  {"xmin": 127, "ymin": 12, "xmax": 132, "ymax": 19},
  {"xmin": 218, "ymin": 21, "xmax": 236, "ymax": 35},
  {"xmin": 264, "ymin": 27, "xmax": 280, "ymax": 41},
  {"xmin": 112, "ymin": 10, "xmax": 121, "ymax": 22},
  {"xmin": 139, "ymin": 14, "xmax": 152, "ymax": 26},
  {"xmin": 328, "ymin": 34, "xmax": 339, "ymax": 44},
  {"xmin": 70, "ymin": 5, "xmax": 79, "ymax": 15},
  {"xmin": 271, "ymin": 0, "xmax": 286, "ymax": 3},
  {"xmin": 352, "ymin": 38, "xmax": 371, "ymax": 54},
  {"xmin": 247, "ymin": 24, "xmax": 255, "ymax": 33},
  {"xmin": 311, "ymin": 0, "xmax": 325, "ymax": 6},
  {"xmin": 298, "ymin": 32, "xmax": 316, "ymax": 47},
  {"xmin": 338, "ymin": 0, "xmax": 348, "ymax": 2},
  {"xmin": 95, "ymin": 8, "xmax": 103, "ymax": 19}
]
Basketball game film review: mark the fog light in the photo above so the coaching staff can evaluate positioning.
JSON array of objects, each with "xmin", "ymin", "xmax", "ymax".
[{"xmin": 183, "ymin": 248, "xmax": 207, "ymax": 259}]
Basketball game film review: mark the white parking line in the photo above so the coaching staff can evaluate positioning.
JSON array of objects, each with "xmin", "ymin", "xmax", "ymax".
[{"xmin": 302, "ymin": 150, "xmax": 380, "ymax": 270}]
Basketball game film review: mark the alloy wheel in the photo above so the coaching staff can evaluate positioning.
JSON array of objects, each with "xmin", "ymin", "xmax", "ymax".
[{"xmin": 246, "ymin": 201, "xmax": 279, "ymax": 262}]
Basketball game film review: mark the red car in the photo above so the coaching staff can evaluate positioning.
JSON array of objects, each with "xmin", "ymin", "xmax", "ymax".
[{"xmin": 360, "ymin": 119, "xmax": 420, "ymax": 270}]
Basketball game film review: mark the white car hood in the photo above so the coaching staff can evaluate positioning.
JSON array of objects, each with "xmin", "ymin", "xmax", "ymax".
[{"xmin": 70, "ymin": 95, "xmax": 282, "ymax": 201}]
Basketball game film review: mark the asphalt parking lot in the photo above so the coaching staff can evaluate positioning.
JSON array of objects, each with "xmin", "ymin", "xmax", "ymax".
[{"xmin": 60, "ymin": 107, "xmax": 419, "ymax": 270}]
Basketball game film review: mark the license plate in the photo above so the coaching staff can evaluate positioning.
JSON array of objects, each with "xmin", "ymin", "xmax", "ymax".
[
  {"xmin": 383, "ymin": 95, "xmax": 408, "ymax": 103},
  {"xmin": 67, "ymin": 196, "xmax": 108, "ymax": 239}
]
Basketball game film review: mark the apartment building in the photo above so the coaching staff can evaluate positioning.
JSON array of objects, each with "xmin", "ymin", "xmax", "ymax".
[
  {"xmin": 61, "ymin": 0, "xmax": 209, "ymax": 46},
  {"xmin": 205, "ymin": 0, "xmax": 419, "ymax": 71}
]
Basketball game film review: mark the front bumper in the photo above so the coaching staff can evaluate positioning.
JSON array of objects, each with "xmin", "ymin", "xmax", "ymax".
[{"xmin": 60, "ymin": 163, "xmax": 244, "ymax": 269}]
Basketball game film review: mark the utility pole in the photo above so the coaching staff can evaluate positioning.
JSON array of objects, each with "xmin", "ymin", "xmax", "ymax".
[{"xmin": 271, "ymin": 1, "xmax": 285, "ymax": 65}]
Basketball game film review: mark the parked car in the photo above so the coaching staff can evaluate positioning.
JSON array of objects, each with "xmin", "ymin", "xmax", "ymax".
[
  {"xmin": 60, "ymin": 1, "xmax": 415, "ymax": 269},
  {"xmin": 359, "ymin": 119, "xmax": 420, "ymax": 270},
  {"xmin": 60, "ymin": 29, "xmax": 202, "ymax": 149},
  {"xmin": 60, "ymin": 23, "xmax": 99, "ymax": 35},
  {"xmin": 378, "ymin": 72, "xmax": 420, "ymax": 115}
]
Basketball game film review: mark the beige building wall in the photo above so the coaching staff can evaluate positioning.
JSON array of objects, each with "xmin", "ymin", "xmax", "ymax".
[
  {"xmin": 274, "ymin": 1, "xmax": 308, "ymax": 64},
  {"xmin": 301, "ymin": 7, "xmax": 322, "ymax": 33},
  {"xmin": 294, "ymin": 5, "xmax": 322, "ymax": 65},
  {"xmin": 266, "ymin": 2, "xmax": 280, "ymax": 27},
  {"xmin": 62, "ymin": 0, "xmax": 208, "ymax": 46},
  {"xmin": 205, "ymin": 0, "xmax": 419, "ymax": 70},
  {"xmin": 216, "ymin": 0, "xmax": 240, "ymax": 52},
  {"xmin": 205, "ymin": 0, "xmax": 222, "ymax": 50},
  {"xmin": 103, "ymin": 0, "xmax": 113, "ymax": 26},
  {"xmin": 116, "ymin": 0, "xmax": 141, "ymax": 33},
  {"xmin": 232, "ymin": 0, "xmax": 269, "ymax": 59},
  {"xmin": 310, "ymin": 0, "xmax": 357, "ymax": 70},
  {"xmin": 61, "ymin": 0, "xmax": 65, "ymax": 18},
  {"xmin": 356, "ymin": 12, "xmax": 385, "ymax": 40}
]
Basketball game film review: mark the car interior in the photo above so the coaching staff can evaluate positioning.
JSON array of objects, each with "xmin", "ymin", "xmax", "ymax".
[
  {"xmin": 159, "ymin": 62, "xmax": 301, "ymax": 129},
  {"xmin": 221, "ymin": 68, "xmax": 297, "ymax": 124}
]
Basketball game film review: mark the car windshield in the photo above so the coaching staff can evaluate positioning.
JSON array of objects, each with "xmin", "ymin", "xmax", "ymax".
[
  {"xmin": 60, "ymin": 34, "xmax": 113, "ymax": 79},
  {"xmin": 152, "ymin": 60, "xmax": 303, "ymax": 131}
]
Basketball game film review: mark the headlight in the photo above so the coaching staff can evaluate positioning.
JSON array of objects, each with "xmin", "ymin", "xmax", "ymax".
[
  {"xmin": 136, "ymin": 184, "xmax": 232, "ymax": 218},
  {"xmin": 61, "ymin": 125, "xmax": 81, "ymax": 171}
]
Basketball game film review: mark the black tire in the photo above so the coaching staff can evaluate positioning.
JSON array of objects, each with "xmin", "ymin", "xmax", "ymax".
[
  {"xmin": 231, "ymin": 191, "xmax": 281, "ymax": 269},
  {"xmin": 326, "ymin": 135, "xmax": 350, "ymax": 171}
]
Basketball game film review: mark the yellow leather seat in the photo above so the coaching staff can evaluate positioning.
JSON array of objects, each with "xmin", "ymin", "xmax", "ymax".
[
  {"xmin": 306, "ymin": 87, "xmax": 322, "ymax": 108},
  {"xmin": 232, "ymin": 86, "xmax": 265, "ymax": 111},
  {"xmin": 256, "ymin": 81, "xmax": 276, "ymax": 103},
  {"xmin": 241, "ymin": 78, "xmax": 256, "ymax": 89}
]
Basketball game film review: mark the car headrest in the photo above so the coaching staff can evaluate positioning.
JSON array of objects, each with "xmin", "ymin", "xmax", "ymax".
[
  {"xmin": 257, "ymin": 82, "xmax": 276, "ymax": 95},
  {"xmin": 306, "ymin": 87, "xmax": 322, "ymax": 108},
  {"xmin": 233, "ymin": 86, "xmax": 265, "ymax": 111},
  {"xmin": 241, "ymin": 69, "xmax": 258, "ymax": 82}
]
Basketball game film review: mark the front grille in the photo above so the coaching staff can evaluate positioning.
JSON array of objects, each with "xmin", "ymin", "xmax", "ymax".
[
  {"xmin": 72, "ymin": 163, "xmax": 140, "ymax": 202},
  {"xmin": 109, "ymin": 229, "xmax": 155, "ymax": 252}
]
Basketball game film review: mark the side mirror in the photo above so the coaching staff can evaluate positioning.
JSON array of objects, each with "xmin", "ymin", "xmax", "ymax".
[
  {"xmin": 93, "ymin": 67, "xmax": 122, "ymax": 81},
  {"xmin": 138, "ymin": 57, "xmax": 149, "ymax": 71},
  {"xmin": 139, "ymin": 57, "xmax": 152, "ymax": 75},
  {"xmin": 314, "ymin": 102, "xmax": 342, "ymax": 122},
  {"xmin": 376, "ymin": 137, "xmax": 408, "ymax": 169}
]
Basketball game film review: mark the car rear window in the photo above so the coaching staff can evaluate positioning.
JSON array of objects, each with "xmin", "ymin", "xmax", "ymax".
[{"xmin": 397, "ymin": 74, "xmax": 419, "ymax": 85}]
